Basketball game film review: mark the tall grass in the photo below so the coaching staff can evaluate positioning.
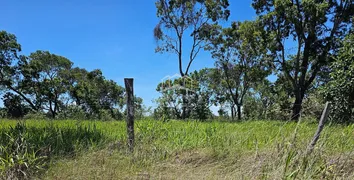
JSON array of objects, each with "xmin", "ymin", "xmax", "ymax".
[
  {"xmin": 0, "ymin": 120, "xmax": 109, "ymax": 179},
  {"xmin": 1, "ymin": 119, "xmax": 353, "ymax": 179}
]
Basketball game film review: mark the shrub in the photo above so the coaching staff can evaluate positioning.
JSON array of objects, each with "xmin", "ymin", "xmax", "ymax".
[
  {"xmin": 23, "ymin": 112, "xmax": 47, "ymax": 120},
  {"xmin": 56, "ymin": 105, "xmax": 87, "ymax": 120},
  {"xmin": 0, "ymin": 108, "xmax": 6, "ymax": 118},
  {"xmin": 323, "ymin": 33, "xmax": 354, "ymax": 123},
  {"xmin": 98, "ymin": 109, "xmax": 115, "ymax": 121}
]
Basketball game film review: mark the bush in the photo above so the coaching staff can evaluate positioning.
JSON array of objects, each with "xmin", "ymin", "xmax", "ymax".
[
  {"xmin": 111, "ymin": 109, "xmax": 124, "ymax": 120},
  {"xmin": 98, "ymin": 109, "xmax": 115, "ymax": 121},
  {"xmin": 57, "ymin": 105, "xmax": 87, "ymax": 120},
  {"xmin": 324, "ymin": 33, "xmax": 354, "ymax": 123},
  {"xmin": 301, "ymin": 93, "xmax": 325, "ymax": 121},
  {"xmin": 0, "ymin": 108, "xmax": 6, "ymax": 118},
  {"xmin": 23, "ymin": 112, "xmax": 47, "ymax": 120}
]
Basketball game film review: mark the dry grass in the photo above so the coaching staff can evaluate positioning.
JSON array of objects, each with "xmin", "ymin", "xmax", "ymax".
[{"xmin": 43, "ymin": 147, "xmax": 354, "ymax": 180}]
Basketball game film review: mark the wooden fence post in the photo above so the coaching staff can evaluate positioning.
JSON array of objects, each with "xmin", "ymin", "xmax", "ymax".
[
  {"xmin": 306, "ymin": 101, "xmax": 331, "ymax": 155},
  {"xmin": 124, "ymin": 78, "xmax": 134, "ymax": 152}
]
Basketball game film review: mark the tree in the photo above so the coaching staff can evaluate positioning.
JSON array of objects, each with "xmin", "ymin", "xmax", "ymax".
[
  {"xmin": 206, "ymin": 21, "xmax": 271, "ymax": 120},
  {"xmin": 0, "ymin": 31, "xmax": 21, "ymax": 84},
  {"xmin": 189, "ymin": 70, "xmax": 213, "ymax": 120},
  {"xmin": 133, "ymin": 96, "xmax": 145, "ymax": 119},
  {"xmin": 155, "ymin": 76, "xmax": 199, "ymax": 119},
  {"xmin": 324, "ymin": 33, "xmax": 354, "ymax": 123},
  {"xmin": 154, "ymin": 0, "xmax": 230, "ymax": 76},
  {"xmin": 21, "ymin": 51, "xmax": 73, "ymax": 118},
  {"xmin": 67, "ymin": 69, "xmax": 125, "ymax": 119},
  {"xmin": 252, "ymin": 0, "xmax": 354, "ymax": 120},
  {"xmin": 154, "ymin": 72, "xmax": 215, "ymax": 120},
  {"xmin": 197, "ymin": 68, "xmax": 232, "ymax": 119},
  {"xmin": 243, "ymin": 79, "xmax": 275, "ymax": 120},
  {"xmin": 0, "ymin": 30, "xmax": 134, "ymax": 120},
  {"xmin": 2, "ymin": 92, "xmax": 30, "ymax": 118},
  {"xmin": 0, "ymin": 31, "xmax": 38, "ymax": 111},
  {"xmin": 154, "ymin": 0, "xmax": 230, "ymax": 119}
]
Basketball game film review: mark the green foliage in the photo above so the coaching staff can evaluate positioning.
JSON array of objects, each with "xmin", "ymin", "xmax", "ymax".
[
  {"xmin": 0, "ymin": 31, "xmax": 37, "ymax": 111},
  {"xmin": 98, "ymin": 109, "xmax": 115, "ymax": 121},
  {"xmin": 23, "ymin": 112, "xmax": 47, "ymax": 120},
  {"xmin": 0, "ymin": 123, "xmax": 47, "ymax": 179},
  {"xmin": 204, "ymin": 20, "xmax": 272, "ymax": 120},
  {"xmin": 154, "ymin": 73, "xmax": 212, "ymax": 120},
  {"xmin": 324, "ymin": 33, "xmax": 354, "ymax": 123},
  {"xmin": 56, "ymin": 105, "xmax": 87, "ymax": 120},
  {"xmin": 0, "ymin": 31, "xmax": 22, "ymax": 82},
  {"xmin": 252, "ymin": 0, "xmax": 354, "ymax": 120},
  {"xmin": 154, "ymin": 0, "xmax": 229, "ymax": 77},
  {"xmin": 0, "ymin": 30, "xmax": 135, "ymax": 121},
  {"xmin": 0, "ymin": 119, "xmax": 353, "ymax": 179},
  {"xmin": 2, "ymin": 92, "xmax": 30, "ymax": 118},
  {"xmin": 67, "ymin": 68, "xmax": 125, "ymax": 120},
  {"xmin": 24, "ymin": 51, "xmax": 73, "ymax": 118},
  {"xmin": 0, "ymin": 120, "xmax": 106, "ymax": 179},
  {"xmin": 0, "ymin": 119, "xmax": 347, "ymax": 179},
  {"xmin": 0, "ymin": 108, "xmax": 6, "ymax": 118},
  {"xmin": 133, "ymin": 96, "xmax": 149, "ymax": 119},
  {"xmin": 1, "ymin": 1, "xmax": 354, "ymax": 124}
]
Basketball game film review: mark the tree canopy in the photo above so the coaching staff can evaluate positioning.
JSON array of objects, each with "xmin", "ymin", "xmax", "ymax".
[
  {"xmin": 0, "ymin": 31, "xmax": 144, "ymax": 120},
  {"xmin": 1, "ymin": 0, "xmax": 354, "ymax": 123}
]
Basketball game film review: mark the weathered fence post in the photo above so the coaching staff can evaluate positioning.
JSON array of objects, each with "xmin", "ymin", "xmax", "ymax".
[
  {"xmin": 124, "ymin": 78, "xmax": 134, "ymax": 152},
  {"xmin": 306, "ymin": 101, "xmax": 331, "ymax": 155}
]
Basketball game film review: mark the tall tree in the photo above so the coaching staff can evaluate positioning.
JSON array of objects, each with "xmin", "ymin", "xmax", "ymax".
[
  {"xmin": 154, "ymin": 0, "xmax": 230, "ymax": 119},
  {"xmin": 0, "ymin": 31, "xmax": 38, "ymax": 110},
  {"xmin": 324, "ymin": 33, "xmax": 354, "ymax": 123},
  {"xmin": 154, "ymin": 0, "xmax": 230, "ymax": 76},
  {"xmin": 206, "ymin": 21, "xmax": 271, "ymax": 120},
  {"xmin": 22, "ymin": 51, "xmax": 73, "ymax": 118},
  {"xmin": 252, "ymin": 0, "xmax": 354, "ymax": 120},
  {"xmin": 67, "ymin": 69, "xmax": 125, "ymax": 118}
]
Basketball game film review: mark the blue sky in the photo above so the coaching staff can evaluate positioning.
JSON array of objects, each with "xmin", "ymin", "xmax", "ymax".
[{"xmin": 1, "ymin": 0, "xmax": 258, "ymax": 108}]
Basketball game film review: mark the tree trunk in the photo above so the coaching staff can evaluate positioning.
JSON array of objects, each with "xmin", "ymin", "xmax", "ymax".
[
  {"xmin": 237, "ymin": 105, "xmax": 242, "ymax": 121},
  {"xmin": 231, "ymin": 105, "xmax": 235, "ymax": 121},
  {"xmin": 181, "ymin": 94, "xmax": 187, "ymax": 119},
  {"xmin": 292, "ymin": 88, "xmax": 304, "ymax": 121},
  {"xmin": 49, "ymin": 101, "xmax": 56, "ymax": 118}
]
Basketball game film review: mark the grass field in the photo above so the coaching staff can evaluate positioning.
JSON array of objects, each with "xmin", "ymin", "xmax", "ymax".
[{"xmin": 1, "ymin": 119, "xmax": 353, "ymax": 179}]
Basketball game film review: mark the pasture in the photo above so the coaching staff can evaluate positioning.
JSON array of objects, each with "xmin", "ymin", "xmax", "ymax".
[{"xmin": 1, "ymin": 119, "xmax": 353, "ymax": 179}]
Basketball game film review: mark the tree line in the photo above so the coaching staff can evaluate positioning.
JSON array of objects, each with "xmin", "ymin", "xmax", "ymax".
[
  {"xmin": 153, "ymin": 0, "xmax": 354, "ymax": 123},
  {"xmin": 1, "ymin": 0, "xmax": 353, "ymax": 123},
  {"xmin": 0, "ymin": 31, "xmax": 145, "ymax": 120}
]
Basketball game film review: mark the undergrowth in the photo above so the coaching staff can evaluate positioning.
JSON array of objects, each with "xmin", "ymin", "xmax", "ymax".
[{"xmin": 0, "ymin": 120, "xmax": 107, "ymax": 179}]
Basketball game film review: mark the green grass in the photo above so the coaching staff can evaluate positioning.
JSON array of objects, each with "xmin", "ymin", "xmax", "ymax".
[{"xmin": 1, "ymin": 119, "xmax": 353, "ymax": 179}]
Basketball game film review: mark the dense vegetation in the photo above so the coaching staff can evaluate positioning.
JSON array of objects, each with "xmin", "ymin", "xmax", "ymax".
[
  {"xmin": 1, "ymin": 0, "xmax": 354, "ymax": 179},
  {"xmin": 153, "ymin": 0, "xmax": 354, "ymax": 122},
  {"xmin": 0, "ymin": 31, "xmax": 146, "ymax": 120},
  {"xmin": 1, "ymin": 1, "xmax": 353, "ymax": 122}
]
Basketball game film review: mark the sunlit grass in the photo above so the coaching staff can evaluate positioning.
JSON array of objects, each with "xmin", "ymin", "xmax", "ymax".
[{"xmin": 1, "ymin": 119, "xmax": 353, "ymax": 179}]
